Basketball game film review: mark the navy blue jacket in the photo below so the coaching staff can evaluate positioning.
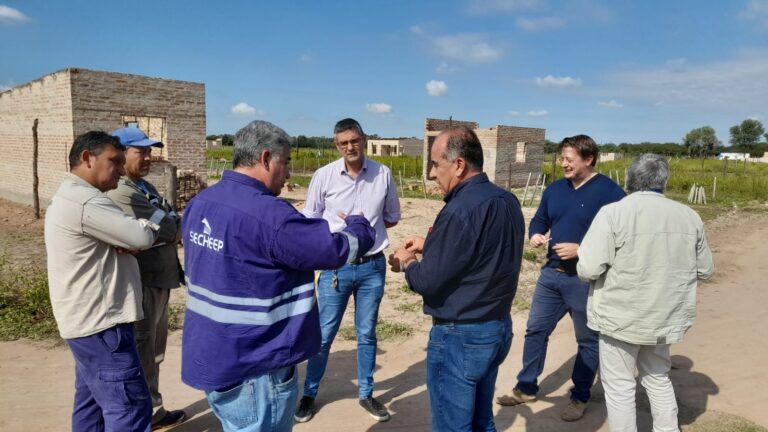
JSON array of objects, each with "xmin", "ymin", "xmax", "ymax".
[
  {"xmin": 181, "ymin": 171, "xmax": 375, "ymax": 391},
  {"xmin": 405, "ymin": 173, "xmax": 525, "ymax": 322},
  {"xmin": 530, "ymin": 173, "xmax": 625, "ymax": 274}
]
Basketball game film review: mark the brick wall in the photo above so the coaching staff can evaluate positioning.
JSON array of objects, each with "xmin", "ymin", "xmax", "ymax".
[
  {"xmin": 0, "ymin": 70, "xmax": 74, "ymax": 205},
  {"xmin": 69, "ymin": 69, "xmax": 207, "ymax": 180},
  {"xmin": 0, "ymin": 68, "xmax": 207, "ymax": 207}
]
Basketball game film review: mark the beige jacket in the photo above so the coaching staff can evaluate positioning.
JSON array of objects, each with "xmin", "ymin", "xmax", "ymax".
[
  {"xmin": 577, "ymin": 191, "xmax": 714, "ymax": 345},
  {"xmin": 45, "ymin": 174, "xmax": 158, "ymax": 339}
]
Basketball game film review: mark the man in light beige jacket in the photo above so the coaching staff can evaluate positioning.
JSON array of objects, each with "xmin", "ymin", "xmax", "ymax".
[
  {"xmin": 577, "ymin": 153, "xmax": 714, "ymax": 432},
  {"xmin": 45, "ymin": 131, "xmax": 159, "ymax": 432}
]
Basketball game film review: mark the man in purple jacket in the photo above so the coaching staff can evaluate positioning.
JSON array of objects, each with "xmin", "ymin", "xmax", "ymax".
[{"xmin": 181, "ymin": 120, "xmax": 375, "ymax": 432}]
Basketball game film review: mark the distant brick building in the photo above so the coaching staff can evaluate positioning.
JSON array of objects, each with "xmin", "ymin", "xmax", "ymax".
[
  {"xmin": 0, "ymin": 68, "xmax": 206, "ymax": 208},
  {"xmin": 367, "ymin": 138, "xmax": 422, "ymax": 157},
  {"xmin": 423, "ymin": 118, "xmax": 545, "ymax": 188}
]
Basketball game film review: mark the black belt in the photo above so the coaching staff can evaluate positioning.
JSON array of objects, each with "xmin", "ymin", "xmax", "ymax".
[
  {"xmin": 350, "ymin": 251, "xmax": 383, "ymax": 265},
  {"xmin": 432, "ymin": 316, "xmax": 500, "ymax": 325}
]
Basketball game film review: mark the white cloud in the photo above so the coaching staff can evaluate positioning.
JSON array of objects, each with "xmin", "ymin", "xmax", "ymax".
[
  {"xmin": 0, "ymin": 5, "xmax": 29, "ymax": 24},
  {"xmin": 508, "ymin": 111, "xmax": 520, "ymax": 117},
  {"xmin": 468, "ymin": 0, "xmax": 541, "ymax": 14},
  {"xmin": 410, "ymin": 25, "xmax": 424, "ymax": 34},
  {"xmin": 366, "ymin": 103, "xmax": 392, "ymax": 114},
  {"xmin": 598, "ymin": 100, "xmax": 624, "ymax": 109},
  {"xmin": 536, "ymin": 75, "xmax": 582, "ymax": 88},
  {"xmin": 433, "ymin": 34, "xmax": 503, "ymax": 63},
  {"xmin": 426, "ymin": 80, "xmax": 448, "ymax": 96},
  {"xmin": 741, "ymin": 0, "xmax": 768, "ymax": 30},
  {"xmin": 299, "ymin": 53, "xmax": 313, "ymax": 63},
  {"xmin": 601, "ymin": 48, "xmax": 768, "ymax": 112},
  {"xmin": 230, "ymin": 102, "xmax": 264, "ymax": 116},
  {"xmin": 516, "ymin": 16, "xmax": 565, "ymax": 31},
  {"xmin": 527, "ymin": 110, "xmax": 549, "ymax": 117}
]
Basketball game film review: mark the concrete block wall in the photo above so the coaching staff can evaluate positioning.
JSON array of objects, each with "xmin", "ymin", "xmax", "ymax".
[
  {"xmin": 422, "ymin": 118, "xmax": 544, "ymax": 188},
  {"xmin": 0, "ymin": 70, "xmax": 74, "ymax": 205}
]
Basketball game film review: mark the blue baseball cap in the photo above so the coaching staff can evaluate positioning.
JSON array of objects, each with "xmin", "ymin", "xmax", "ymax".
[{"xmin": 112, "ymin": 127, "xmax": 164, "ymax": 148}]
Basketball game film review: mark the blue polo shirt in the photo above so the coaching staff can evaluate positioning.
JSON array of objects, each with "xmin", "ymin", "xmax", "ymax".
[
  {"xmin": 530, "ymin": 173, "xmax": 625, "ymax": 274},
  {"xmin": 404, "ymin": 173, "xmax": 525, "ymax": 322}
]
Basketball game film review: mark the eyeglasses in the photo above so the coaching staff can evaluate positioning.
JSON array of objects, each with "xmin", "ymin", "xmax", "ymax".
[{"xmin": 336, "ymin": 137, "xmax": 363, "ymax": 148}]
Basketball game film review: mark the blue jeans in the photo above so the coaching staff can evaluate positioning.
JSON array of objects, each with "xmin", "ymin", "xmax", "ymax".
[
  {"xmin": 427, "ymin": 316, "xmax": 513, "ymax": 432},
  {"xmin": 67, "ymin": 323, "xmax": 152, "ymax": 432},
  {"xmin": 516, "ymin": 267, "xmax": 599, "ymax": 402},
  {"xmin": 303, "ymin": 255, "xmax": 386, "ymax": 399},
  {"xmin": 206, "ymin": 366, "xmax": 297, "ymax": 432}
]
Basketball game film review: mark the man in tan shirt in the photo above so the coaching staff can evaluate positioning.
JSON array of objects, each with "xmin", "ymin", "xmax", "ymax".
[{"xmin": 45, "ymin": 131, "xmax": 159, "ymax": 432}]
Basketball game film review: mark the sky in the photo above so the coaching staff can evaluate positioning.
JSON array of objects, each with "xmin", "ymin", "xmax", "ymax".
[{"xmin": 1, "ymin": 0, "xmax": 767, "ymax": 144}]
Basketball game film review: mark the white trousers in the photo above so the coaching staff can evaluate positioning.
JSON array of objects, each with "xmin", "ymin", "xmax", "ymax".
[{"xmin": 599, "ymin": 334, "xmax": 679, "ymax": 432}]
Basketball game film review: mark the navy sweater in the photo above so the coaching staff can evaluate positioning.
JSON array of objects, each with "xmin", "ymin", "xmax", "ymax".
[
  {"xmin": 530, "ymin": 173, "xmax": 625, "ymax": 274},
  {"xmin": 405, "ymin": 174, "xmax": 525, "ymax": 321}
]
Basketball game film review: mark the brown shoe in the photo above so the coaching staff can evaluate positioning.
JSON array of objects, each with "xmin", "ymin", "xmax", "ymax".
[
  {"xmin": 560, "ymin": 400, "xmax": 588, "ymax": 421},
  {"xmin": 496, "ymin": 387, "xmax": 537, "ymax": 406}
]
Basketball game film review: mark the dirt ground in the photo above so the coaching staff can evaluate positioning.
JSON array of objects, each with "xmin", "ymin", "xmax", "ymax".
[{"xmin": 0, "ymin": 190, "xmax": 767, "ymax": 431}]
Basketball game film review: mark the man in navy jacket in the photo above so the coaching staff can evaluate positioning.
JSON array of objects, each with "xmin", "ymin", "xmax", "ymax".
[
  {"xmin": 390, "ymin": 126, "xmax": 525, "ymax": 431},
  {"xmin": 181, "ymin": 120, "xmax": 375, "ymax": 432},
  {"xmin": 496, "ymin": 135, "xmax": 625, "ymax": 422}
]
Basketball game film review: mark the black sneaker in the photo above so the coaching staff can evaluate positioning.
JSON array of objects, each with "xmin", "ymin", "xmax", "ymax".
[
  {"xmin": 359, "ymin": 396, "xmax": 390, "ymax": 422},
  {"xmin": 294, "ymin": 396, "xmax": 315, "ymax": 423},
  {"xmin": 151, "ymin": 410, "xmax": 186, "ymax": 430}
]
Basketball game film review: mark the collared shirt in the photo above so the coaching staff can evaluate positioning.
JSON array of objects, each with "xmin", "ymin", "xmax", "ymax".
[
  {"xmin": 404, "ymin": 173, "xmax": 525, "ymax": 321},
  {"xmin": 303, "ymin": 157, "xmax": 400, "ymax": 256},
  {"xmin": 577, "ymin": 191, "xmax": 715, "ymax": 345},
  {"xmin": 45, "ymin": 174, "xmax": 158, "ymax": 339}
]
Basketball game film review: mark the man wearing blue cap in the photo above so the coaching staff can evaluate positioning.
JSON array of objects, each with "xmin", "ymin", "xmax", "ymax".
[{"xmin": 107, "ymin": 127, "xmax": 186, "ymax": 430}]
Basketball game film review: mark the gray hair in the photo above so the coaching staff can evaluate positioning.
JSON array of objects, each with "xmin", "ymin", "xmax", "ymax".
[
  {"xmin": 626, "ymin": 153, "xmax": 669, "ymax": 193},
  {"xmin": 441, "ymin": 126, "xmax": 484, "ymax": 172},
  {"xmin": 233, "ymin": 120, "xmax": 291, "ymax": 168}
]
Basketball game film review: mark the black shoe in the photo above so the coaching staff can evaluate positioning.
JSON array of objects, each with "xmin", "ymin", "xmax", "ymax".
[
  {"xmin": 151, "ymin": 410, "xmax": 186, "ymax": 430},
  {"xmin": 359, "ymin": 397, "xmax": 390, "ymax": 422},
  {"xmin": 294, "ymin": 396, "xmax": 315, "ymax": 423}
]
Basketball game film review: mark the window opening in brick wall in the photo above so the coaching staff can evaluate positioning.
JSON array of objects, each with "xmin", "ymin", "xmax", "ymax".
[
  {"xmin": 516, "ymin": 141, "xmax": 526, "ymax": 163},
  {"xmin": 122, "ymin": 115, "xmax": 168, "ymax": 160}
]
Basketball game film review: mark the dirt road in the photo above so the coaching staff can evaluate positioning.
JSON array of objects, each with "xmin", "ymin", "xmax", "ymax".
[{"xmin": 1, "ymin": 197, "xmax": 766, "ymax": 431}]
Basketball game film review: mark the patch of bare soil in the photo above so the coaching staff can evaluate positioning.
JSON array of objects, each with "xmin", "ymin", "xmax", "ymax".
[{"xmin": 1, "ymin": 193, "xmax": 767, "ymax": 431}]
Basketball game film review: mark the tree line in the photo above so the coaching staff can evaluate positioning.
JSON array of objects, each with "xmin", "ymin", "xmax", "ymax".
[{"xmin": 209, "ymin": 118, "xmax": 768, "ymax": 158}]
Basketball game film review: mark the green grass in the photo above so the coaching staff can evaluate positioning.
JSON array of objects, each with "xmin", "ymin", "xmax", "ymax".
[
  {"xmin": 0, "ymin": 254, "xmax": 58, "ymax": 341},
  {"xmin": 394, "ymin": 301, "xmax": 422, "ymax": 313},
  {"xmin": 338, "ymin": 320, "xmax": 413, "ymax": 341},
  {"xmin": 399, "ymin": 283, "xmax": 418, "ymax": 295}
]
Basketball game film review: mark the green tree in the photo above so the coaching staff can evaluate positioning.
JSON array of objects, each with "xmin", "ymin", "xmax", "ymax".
[
  {"xmin": 683, "ymin": 126, "xmax": 720, "ymax": 158},
  {"xmin": 730, "ymin": 119, "xmax": 765, "ymax": 156}
]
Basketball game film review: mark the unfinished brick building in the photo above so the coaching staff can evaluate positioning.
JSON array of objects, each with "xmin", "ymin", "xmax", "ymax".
[
  {"xmin": 423, "ymin": 118, "xmax": 545, "ymax": 188},
  {"xmin": 0, "ymin": 68, "xmax": 206, "ymax": 208}
]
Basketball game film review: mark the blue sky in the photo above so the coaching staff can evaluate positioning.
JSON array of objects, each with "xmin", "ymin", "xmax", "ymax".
[{"xmin": 1, "ymin": 0, "xmax": 767, "ymax": 144}]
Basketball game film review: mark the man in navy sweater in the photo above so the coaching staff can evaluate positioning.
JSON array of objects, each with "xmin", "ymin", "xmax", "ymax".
[
  {"xmin": 389, "ymin": 126, "xmax": 525, "ymax": 431},
  {"xmin": 497, "ymin": 135, "xmax": 625, "ymax": 422}
]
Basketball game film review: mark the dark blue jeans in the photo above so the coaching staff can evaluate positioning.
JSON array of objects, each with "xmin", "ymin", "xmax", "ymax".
[
  {"xmin": 303, "ymin": 255, "xmax": 386, "ymax": 399},
  {"xmin": 516, "ymin": 267, "xmax": 599, "ymax": 402},
  {"xmin": 427, "ymin": 316, "xmax": 513, "ymax": 432},
  {"xmin": 67, "ymin": 323, "xmax": 152, "ymax": 432}
]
